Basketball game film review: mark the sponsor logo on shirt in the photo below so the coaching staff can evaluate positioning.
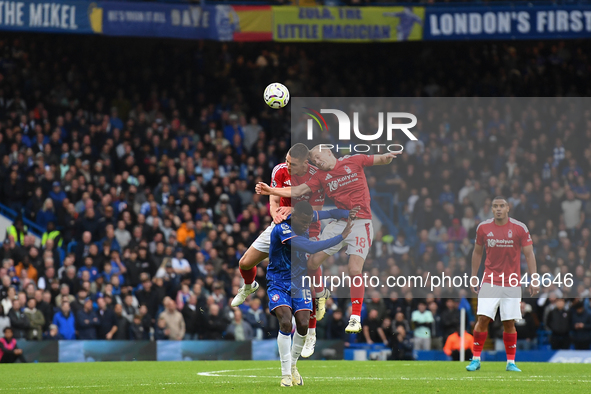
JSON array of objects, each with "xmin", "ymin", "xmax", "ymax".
[{"xmin": 487, "ymin": 239, "xmax": 514, "ymax": 248}]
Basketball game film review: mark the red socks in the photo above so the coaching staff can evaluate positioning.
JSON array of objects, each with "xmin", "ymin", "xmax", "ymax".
[
  {"xmin": 472, "ymin": 331, "xmax": 488, "ymax": 358},
  {"xmin": 239, "ymin": 267, "xmax": 256, "ymax": 285},
  {"xmin": 351, "ymin": 274, "xmax": 365, "ymax": 316},
  {"xmin": 503, "ymin": 332, "xmax": 517, "ymax": 362},
  {"xmin": 310, "ymin": 267, "xmax": 323, "ymax": 293},
  {"xmin": 309, "ymin": 300, "xmax": 317, "ymax": 329}
]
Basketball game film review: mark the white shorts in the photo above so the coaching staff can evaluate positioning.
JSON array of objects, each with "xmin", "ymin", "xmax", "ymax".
[
  {"xmin": 477, "ymin": 282, "xmax": 522, "ymax": 321},
  {"xmin": 251, "ymin": 223, "xmax": 275, "ymax": 254},
  {"xmin": 319, "ymin": 219, "xmax": 373, "ymax": 260}
]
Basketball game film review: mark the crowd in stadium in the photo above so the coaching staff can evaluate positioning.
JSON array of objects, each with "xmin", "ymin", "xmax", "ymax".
[{"xmin": 1, "ymin": 35, "xmax": 591, "ymax": 356}]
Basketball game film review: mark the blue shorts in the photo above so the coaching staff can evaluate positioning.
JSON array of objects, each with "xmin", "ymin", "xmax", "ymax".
[{"xmin": 268, "ymin": 280, "xmax": 312, "ymax": 314}]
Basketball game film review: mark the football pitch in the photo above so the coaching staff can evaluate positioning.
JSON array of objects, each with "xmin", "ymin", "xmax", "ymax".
[{"xmin": 1, "ymin": 361, "xmax": 590, "ymax": 393}]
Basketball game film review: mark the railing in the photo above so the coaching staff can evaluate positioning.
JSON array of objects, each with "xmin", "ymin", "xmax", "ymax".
[{"xmin": 0, "ymin": 203, "xmax": 46, "ymax": 238}]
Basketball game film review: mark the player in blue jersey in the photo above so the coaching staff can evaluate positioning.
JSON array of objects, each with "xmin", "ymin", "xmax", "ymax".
[{"xmin": 269, "ymin": 201, "xmax": 357, "ymax": 387}]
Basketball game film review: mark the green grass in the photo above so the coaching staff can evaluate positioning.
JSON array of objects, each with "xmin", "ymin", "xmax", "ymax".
[{"xmin": 1, "ymin": 361, "xmax": 590, "ymax": 393}]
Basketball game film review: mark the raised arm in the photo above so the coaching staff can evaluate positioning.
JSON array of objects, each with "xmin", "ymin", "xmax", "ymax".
[
  {"xmin": 290, "ymin": 234, "xmax": 344, "ymax": 255},
  {"xmin": 256, "ymin": 182, "xmax": 311, "ymax": 198},
  {"xmin": 372, "ymin": 152, "xmax": 399, "ymax": 166}
]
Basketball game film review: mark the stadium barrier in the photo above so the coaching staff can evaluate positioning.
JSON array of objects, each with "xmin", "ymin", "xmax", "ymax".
[
  {"xmin": 13, "ymin": 340, "xmax": 591, "ymax": 363},
  {"xmin": 1, "ymin": 1, "xmax": 591, "ymax": 41}
]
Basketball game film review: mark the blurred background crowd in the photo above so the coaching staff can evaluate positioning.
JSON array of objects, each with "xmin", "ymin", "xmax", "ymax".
[{"xmin": 0, "ymin": 34, "xmax": 590, "ymax": 356}]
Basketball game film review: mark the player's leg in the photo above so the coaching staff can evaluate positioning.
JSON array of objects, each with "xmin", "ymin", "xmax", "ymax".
[
  {"xmin": 467, "ymin": 284, "xmax": 500, "ymax": 371},
  {"xmin": 500, "ymin": 295, "xmax": 522, "ymax": 372},
  {"xmin": 292, "ymin": 304, "xmax": 311, "ymax": 386},
  {"xmin": 274, "ymin": 305, "xmax": 295, "ymax": 387},
  {"xmin": 232, "ymin": 226, "xmax": 272, "ymax": 307},
  {"xmin": 345, "ymin": 254, "xmax": 365, "ymax": 333}
]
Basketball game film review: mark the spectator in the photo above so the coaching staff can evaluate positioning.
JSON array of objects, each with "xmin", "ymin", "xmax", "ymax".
[
  {"xmin": 515, "ymin": 302, "xmax": 538, "ymax": 350},
  {"xmin": 389, "ymin": 325, "xmax": 413, "ymax": 361},
  {"xmin": 411, "ymin": 301, "xmax": 434, "ymax": 350},
  {"xmin": 547, "ymin": 298, "xmax": 570, "ymax": 350},
  {"xmin": 363, "ymin": 309, "xmax": 388, "ymax": 345},
  {"xmin": 52, "ymin": 301, "xmax": 76, "ymax": 340},
  {"xmin": 129, "ymin": 315, "xmax": 146, "ymax": 340},
  {"xmin": 443, "ymin": 326, "xmax": 474, "ymax": 361},
  {"xmin": 182, "ymin": 294, "xmax": 200, "ymax": 340},
  {"xmin": 97, "ymin": 297, "xmax": 118, "ymax": 340},
  {"xmin": 244, "ymin": 298, "xmax": 266, "ymax": 340},
  {"xmin": 159, "ymin": 297, "xmax": 185, "ymax": 341},
  {"xmin": 36, "ymin": 198, "xmax": 57, "ymax": 229},
  {"xmin": 440, "ymin": 299, "xmax": 460, "ymax": 342},
  {"xmin": 570, "ymin": 302, "xmax": 591, "ymax": 350},
  {"xmin": 136, "ymin": 278, "xmax": 159, "ymax": 322},
  {"xmin": 7, "ymin": 299, "xmax": 30, "ymax": 339},
  {"xmin": 113, "ymin": 304, "xmax": 129, "ymax": 340},
  {"xmin": 227, "ymin": 309, "xmax": 254, "ymax": 341},
  {"xmin": 561, "ymin": 190, "xmax": 584, "ymax": 236},
  {"xmin": 154, "ymin": 317, "xmax": 169, "ymax": 340},
  {"xmin": 0, "ymin": 303, "xmax": 10, "ymax": 337},
  {"xmin": 204, "ymin": 304, "xmax": 228, "ymax": 340},
  {"xmin": 23, "ymin": 298, "xmax": 44, "ymax": 341},
  {"xmin": 428, "ymin": 301, "xmax": 444, "ymax": 350},
  {"xmin": 447, "ymin": 218, "xmax": 467, "ymax": 242},
  {"xmin": 326, "ymin": 309, "xmax": 347, "ymax": 341},
  {"xmin": 76, "ymin": 299, "xmax": 99, "ymax": 340},
  {"xmin": 0, "ymin": 327, "xmax": 27, "ymax": 363},
  {"xmin": 43, "ymin": 324, "xmax": 64, "ymax": 340}
]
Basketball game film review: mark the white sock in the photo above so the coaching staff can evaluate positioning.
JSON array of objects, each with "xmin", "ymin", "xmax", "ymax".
[
  {"xmin": 277, "ymin": 331, "xmax": 292, "ymax": 376},
  {"xmin": 351, "ymin": 314, "xmax": 361, "ymax": 322},
  {"xmin": 291, "ymin": 331, "xmax": 307, "ymax": 367},
  {"xmin": 473, "ymin": 356, "xmax": 480, "ymax": 361},
  {"xmin": 244, "ymin": 281, "xmax": 256, "ymax": 290},
  {"xmin": 507, "ymin": 359, "xmax": 515, "ymax": 364},
  {"xmin": 308, "ymin": 327, "xmax": 316, "ymax": 336}
]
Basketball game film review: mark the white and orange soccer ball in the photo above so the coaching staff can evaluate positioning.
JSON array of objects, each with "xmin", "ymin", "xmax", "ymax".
[{"xmin": 263, "ymin": 83, "xmax": 290, "ymax": 109}]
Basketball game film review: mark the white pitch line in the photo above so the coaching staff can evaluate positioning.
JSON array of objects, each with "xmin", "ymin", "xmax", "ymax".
[{"xmin": 196, "ymin": 368, "xmax": 591, "ymax": 383}]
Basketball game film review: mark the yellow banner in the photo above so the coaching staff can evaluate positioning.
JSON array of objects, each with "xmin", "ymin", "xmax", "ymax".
[{"xmin": 273, "ymin": 6, "xmax": 424, "ymax": 42}]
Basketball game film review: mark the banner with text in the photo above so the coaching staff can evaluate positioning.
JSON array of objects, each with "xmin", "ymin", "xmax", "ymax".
[
  {"xmin": 424, "ymin": 5, "xmax": 591, "ymax": 40},
  {"xmin": 100, "ymin": 2, "xmax": 272, "ymax": 41},
  {"xmin": 0, "ymin": 0, "xmax": 96, "ymax": 33},
  {"xmin": 273, "ymin": 6, "xmax": 424, "ymax": 42}
]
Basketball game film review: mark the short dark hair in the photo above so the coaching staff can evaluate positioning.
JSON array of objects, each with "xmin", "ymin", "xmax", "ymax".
[
  {"xmin": 293, "ymin": 201, "xmax": 313, "ymax": 216},
  {"xmin": 492, "ymin": 196, "xmax": 507, "ymax": 202},
  {"xmin": 3, "ymin": 326, "xmax": 12, "ymax": 334},
  {"xmin": 288, "ymin": 143, "xmax": 309, "ymax": 161}
]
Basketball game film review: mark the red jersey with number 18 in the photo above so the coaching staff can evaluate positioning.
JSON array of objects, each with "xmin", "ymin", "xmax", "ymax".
[
  {"xmin": 475, "ymin": 217, "xmax": 533, "ymax": 287},
  {"xmin": 306, "ymin": 154, "xmax": 373, "ymax": 220}
]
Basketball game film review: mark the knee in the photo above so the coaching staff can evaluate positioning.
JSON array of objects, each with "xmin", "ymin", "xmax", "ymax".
[
  {"xmin": 348, "ymin": 265, "xmax": 363, "ymax": 276},
  {"xmin": 296, "ymin": 316, "xmax": 309, "ymax": 332},
  {"xmin": 278, "ymin": 315, "xmax": 293, "ymax": 334},
  {"xmin": 239, "ymin": 253, "xmax": 252, "ymax": 270},
  {"xmin": 477, "ymin": 316, "xmax": 491, "ymax": 328}
]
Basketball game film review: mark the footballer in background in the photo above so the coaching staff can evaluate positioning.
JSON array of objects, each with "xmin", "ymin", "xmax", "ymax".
[{"xmin": 467, "ymin": 196, "xmax": 539, "ymax": 372}]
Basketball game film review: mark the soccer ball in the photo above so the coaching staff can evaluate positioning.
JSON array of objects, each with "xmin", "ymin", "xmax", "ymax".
[{"xmin": 264, "ymin": 83, "xmax": 290, "ymax": 109}]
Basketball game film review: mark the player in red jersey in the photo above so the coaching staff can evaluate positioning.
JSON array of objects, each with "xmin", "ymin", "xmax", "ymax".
[
  {"xmin": 466, "ymin": 197, "xmax": 539, "ymax": 373},
  {"xmin": 231, "ymin": 144, "xmax": 325, "ymax": 312},
  {"xmin": 256, "ymin": 145, "xmax": 399, "ymax": 334}
]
